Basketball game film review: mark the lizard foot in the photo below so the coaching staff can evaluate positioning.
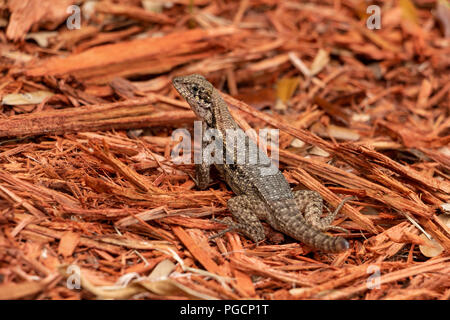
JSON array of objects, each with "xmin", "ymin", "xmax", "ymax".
[{"xmin": 209, "ymin": 217, "xmax": 236, "ymax": 240}]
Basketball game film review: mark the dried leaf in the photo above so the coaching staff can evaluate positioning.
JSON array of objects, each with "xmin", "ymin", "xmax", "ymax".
[
  {"xmin": 138, "ymin": 260, "xmax": 218, "ymax": 299},
  {"xmin": 25, "ymin": 31, "xmax": 57, "ymax": 48},
  {"xmin": 2, "ymin": 91, "xmax": 54, "ymax": 105},
  {"xmin": 138, "ymin": 278, "xmax": 218, "ymax": 300},
  {"xmin": 326, "ymin": 125, "xmax": 360, "ymax": 141},
  {"xmin": 310, "ymin": 49, "xmax": 330, "ymax": 76},
  {"xmin": 441, "ymin": 203, "xmax": 450, "ymax": 214},
  {"xmin": 418, "ymin": 215, "xmax": 449, "ymax": 258},
  {"xmin": 400, "ymin": 0, "xmax": 418, "ymax": 24},
  {"xmin": 142, "ymin": 0, "xmax": 164, "ymax": 13},
  {"xmin": 309, "ymin": 146, "xmax": 330, "ymax": 157},
  {"xmin": 276, "ymin": 77, "xmax": 300, "ymax": 103},
  {"xmin": 419, "ymin": 234, "xmax": 444, "ymax": 257},
  {"xmin": 148, "ymin": 259, "xmax": 175, "ymax": 280},
  {"xmin": 58, "ymin": 265, "xmax": 143, "ymax": 299},
  {"xmin": 351, "ymin": 113, "xmax": 371, "ymax": 122},
  {"xmin": 311, "ymin": 123, "xmax": 360, "ymax": 141},
  {"xmin": 437, "ymin": 214, "xmax": 450, "ymax": 227},
  {"xmin": 290, "ymin": 138, "xmax": 306, "ymax": 148},
  {"xmin": 1, "ymin": 50, "xmax": 33, "ymax": 63}
]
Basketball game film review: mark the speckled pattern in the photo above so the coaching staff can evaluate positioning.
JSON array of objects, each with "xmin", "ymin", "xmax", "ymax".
[{"xmin": 173, "ymin": 74, "xmax": 349, "ymax": 253}]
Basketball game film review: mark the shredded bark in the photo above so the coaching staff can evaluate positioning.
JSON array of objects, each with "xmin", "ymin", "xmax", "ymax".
[{"xmin": 0, "ymin": 0, "xmax": 449, "ymax": 300}]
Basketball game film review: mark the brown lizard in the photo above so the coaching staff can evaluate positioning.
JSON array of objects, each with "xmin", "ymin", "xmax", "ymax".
[{"xmin": 173, "ymin": 74, "xmax": 350, "ymax": 252}]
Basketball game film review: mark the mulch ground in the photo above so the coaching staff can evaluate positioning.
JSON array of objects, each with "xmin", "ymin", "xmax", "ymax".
[{"xmin": 0, "ymin": 0, "xmax": 449, "ymax": 300}]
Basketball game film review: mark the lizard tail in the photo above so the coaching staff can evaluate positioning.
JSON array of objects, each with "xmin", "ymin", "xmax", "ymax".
[
  {"xmin": 303, "ymin": 231, "xmax": 349, "ymax": 253},
  {"xmin": 282, "ymin": 220, "xmax": 350, "ymax": 252},
  {"xmin": 322, "ymin": 235, "xmax": 349, "ymax": 253}
]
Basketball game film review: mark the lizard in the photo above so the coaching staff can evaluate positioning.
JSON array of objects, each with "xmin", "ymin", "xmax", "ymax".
[{"xmin": 172, "ymin": 74, "xmax": 350, "ymax": 252}]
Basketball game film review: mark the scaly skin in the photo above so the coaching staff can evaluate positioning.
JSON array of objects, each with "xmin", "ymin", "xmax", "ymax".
[{"xmin": 172, "ymin": 74, "xmax": 349, "ymax": 252}]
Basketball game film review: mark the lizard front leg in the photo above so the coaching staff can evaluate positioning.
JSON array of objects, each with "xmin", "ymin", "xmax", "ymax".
[
  {"xmin": 195, "ymin": 163, "xmax": 210, "ymax": 190},
  {"xmin": 194, "ymin": 122, "xmax": 212, "ymax": 190},
  {"xmin": 212, "ymin": 195, "xmax": 268, "ymax": 242}
]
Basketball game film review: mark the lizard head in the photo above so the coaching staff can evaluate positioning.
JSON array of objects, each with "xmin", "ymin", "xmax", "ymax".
[{"xmin": 172, "ymin": 74, "xmax": 214, "ymax": 126}]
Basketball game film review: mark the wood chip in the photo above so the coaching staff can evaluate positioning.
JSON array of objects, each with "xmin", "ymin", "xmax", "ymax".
[{"xmin": 1, "ymin": 0, "xmax": 448, "ymax": 301}]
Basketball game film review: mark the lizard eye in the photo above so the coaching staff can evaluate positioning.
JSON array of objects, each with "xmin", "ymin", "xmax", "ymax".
[{"xmin": 191, "ymin": 85, "xmax": 198, "ymax": 92}]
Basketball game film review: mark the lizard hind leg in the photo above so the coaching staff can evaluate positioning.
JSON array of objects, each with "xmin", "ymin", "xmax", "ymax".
[
  {"xmin": 321, "ymin": 196, "xmax": 355, "ymax": 233},
  {"xmin": 293, "ymin": 190, "xmax": 350, "ymax": 233},
  {"xmin": 212, "ymin": 195, "xmax": 268, "ymax": 243}
]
